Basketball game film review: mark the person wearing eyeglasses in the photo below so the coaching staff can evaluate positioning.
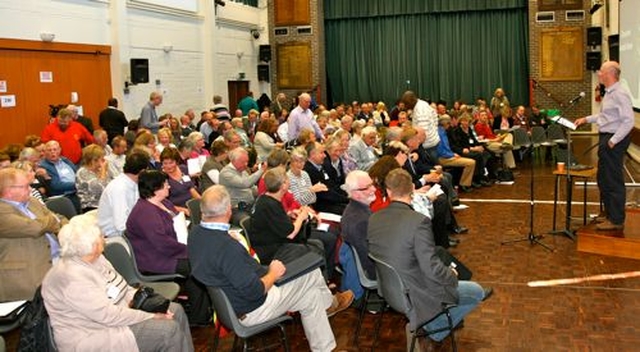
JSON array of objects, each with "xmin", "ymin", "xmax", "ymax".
[{"xmin": 0, "ymin": 168, "xmax": 67, "ymax": 301}]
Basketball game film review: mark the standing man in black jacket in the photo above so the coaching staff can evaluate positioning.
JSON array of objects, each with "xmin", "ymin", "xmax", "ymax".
[{"xmin": 99, "ymin": 98, "xmax": 128, "ymax": 143}]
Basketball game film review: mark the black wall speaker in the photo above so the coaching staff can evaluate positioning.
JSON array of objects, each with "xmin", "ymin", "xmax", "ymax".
[
  {"xmin": 587, "ymin": 27, "xmax": 602, "ymax": 47},
  {"xmin": 131, "ymin": 58, "xmax": 149, "ymax": 84},
  {"xmin": 257, "ymin": 64, "xmax": 270, "ymax": 82},
  {"xmin": 609, "ymin": 34, "xmax": 620, "ymax": 62},
  {"xmin": 259, "ymin": 45, "xmax": 271, "ymax": 62},
  {"xmin": 586, "ymin": 51, "xmax": 601, "ymax": 71}
]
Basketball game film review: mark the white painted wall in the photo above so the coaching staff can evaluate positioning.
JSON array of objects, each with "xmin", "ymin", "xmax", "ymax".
[{"xmin": 0, "ymin": 0, "xmax": 270, "ymax": 123}]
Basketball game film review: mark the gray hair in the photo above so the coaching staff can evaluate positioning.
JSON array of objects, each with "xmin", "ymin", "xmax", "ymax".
[
  {"xmin": 59, "ymin": 222, "xmax": 102, "ymax": 258},
  {"xmin": 228, "ymin": 147, "xmax": 248, "ymax": 162},
  {"xmin": 187, "ymin": 131, "xmax": 204, "ymax": 142},
  {"xmin": 344, "ymin": 170, "xmax": 370, "ymax": 197},
  {"xmin": 385, "ymin": 127, "xmax": 403, "ymax": 142},
  {"xmin": 362, "ymin": 126, "xmax": 377, "ymax": 136},
  {"xmin": 290, "ymin": 147, "xmax": 307, "ymax": 161},
  {"xmin": 201, "ymin": 185, "xmax": 231, "ymax": 218},
  {"xmin": 18, "ymin": 147, "xmax": 39, "ymax": 161}
]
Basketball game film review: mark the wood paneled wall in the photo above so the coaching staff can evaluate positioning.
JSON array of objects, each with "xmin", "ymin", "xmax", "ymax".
[{"xmin": 0, "ymin": 39, "xmax": 112, "ymax": 146}]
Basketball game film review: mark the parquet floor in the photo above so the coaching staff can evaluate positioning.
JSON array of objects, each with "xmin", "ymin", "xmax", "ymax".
[{"xmin": 4, "ymin": 136, "xmax": 640, "ymax": 351}]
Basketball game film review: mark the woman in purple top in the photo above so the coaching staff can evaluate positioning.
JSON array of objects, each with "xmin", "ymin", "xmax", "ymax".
[
  {"xmin": 160, "ymin": 147, "xmax": 201, "ymax": 215},
  {"xmin": 126, "ymin": 169, "xmax": 186, "ymax": 275},
  {"xmin": 126, "ymin": 170, "xmax": 212, "ymax": 325}
]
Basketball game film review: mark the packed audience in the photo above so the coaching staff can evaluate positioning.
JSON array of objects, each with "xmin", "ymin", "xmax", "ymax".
[{"xmin": 0, "ymin": 89, "xmax": 544, "ymax": 350}]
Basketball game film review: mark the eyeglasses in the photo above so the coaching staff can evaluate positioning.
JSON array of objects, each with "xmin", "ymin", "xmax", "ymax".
[{"xmin": 355, "ymin": 183, "xmax": 374, "ymax": 192}]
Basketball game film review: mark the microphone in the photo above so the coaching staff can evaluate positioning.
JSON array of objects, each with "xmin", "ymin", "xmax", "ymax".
[{"xmin": 569, "ymin": 92, "xmax": 586, "ymax": 105}]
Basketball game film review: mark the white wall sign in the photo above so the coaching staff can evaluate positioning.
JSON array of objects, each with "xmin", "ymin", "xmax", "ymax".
[
  {"xmin": 40, "ymin": 71, "xmax": 53, "ymax": 83},
  {"xmin": 0, "ymin": 95, "xmax": 16, "ymax": 108},
  {"xmin": 0, "ymin": 80, "xmax": 6, "ymax": 93}
]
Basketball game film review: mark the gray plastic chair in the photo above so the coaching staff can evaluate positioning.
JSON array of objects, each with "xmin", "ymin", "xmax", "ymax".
[
  {"xmin": 369, "ymin": 253, "xmax": 457, "ymax": 352},
  {"xmin": 206, "ymin": 286, "xmax": 291, "ymax": 352},
  {"xmin": 345, "ymin": 243, "xmax": 378, "ymax": 347},
  {"xmin": 103, "ymin": 237, "xmax": 182, "ymax": 300},
  {"xmin": 238, "ymin": 216, "xmax": 253, "ymax": 248},
  {"xmin": 531, "ymin": 126, "xmax": 552, "ymax": 162},
  {"xmin": 186, "ymin": 198, "xmax": 201, "ymax": 226},
  {"xmin": 45, "ymin": 196, "xmax": 77, "ymax": 219}
]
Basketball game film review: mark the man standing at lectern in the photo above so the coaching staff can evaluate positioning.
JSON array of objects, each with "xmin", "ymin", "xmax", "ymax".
[{"xmin": 575, "ymin": 61, "xmax": 634, "ymax": 231}]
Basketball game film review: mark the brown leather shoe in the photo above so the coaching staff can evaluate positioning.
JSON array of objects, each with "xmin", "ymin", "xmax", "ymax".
[
  {"xmin": 327, "ymin": 290, "xmax": 354, "ymax": 317},
  {"xmin": 596, "ymin": 220, "xmax": 624, "ymax": 231}
]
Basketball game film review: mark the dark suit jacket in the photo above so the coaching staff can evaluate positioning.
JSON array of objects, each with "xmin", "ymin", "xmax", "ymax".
[
  {"xmin": 303, "ymin": 161, "xmax": 348, "ymax": 214},
  {"xmin": 99, "ymin": 107, "xmax": 128, "ymax": 142},
  {"xmin": 341, "ymin": 200, "xmax": 374, "ymax": 278},
  {"xmin": 76, "ymin": 115, "xmax": 94, "ymax": 135},
  {"xmin": 368, "ymin": 201, "xmax": 458, "ymax": 330}
]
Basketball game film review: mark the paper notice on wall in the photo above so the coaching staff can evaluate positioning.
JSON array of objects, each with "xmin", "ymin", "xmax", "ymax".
[
  {"xmin": 0, "ymin": 95, "xmax": 16, "ymax": 108},
  {"xmin": 40, "ymin": 71, "xmax": 53, "ymax": 83},
  {"xmin": 0, "ymin": 80, "xmax": 6, "ymax": 93}
]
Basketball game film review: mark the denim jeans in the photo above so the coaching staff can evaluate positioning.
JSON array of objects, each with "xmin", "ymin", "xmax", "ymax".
[{"xmin": 424, "ymin": 280, "xmax": 485, "ymax": 341}]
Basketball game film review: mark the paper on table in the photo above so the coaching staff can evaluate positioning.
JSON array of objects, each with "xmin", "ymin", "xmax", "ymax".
[
  {"xmin": 318, "ymin": 212, "xmax": 342, "ymax": 222},
  {"xmin": 0, "ymin": 300, "xmax": 27, "ymax": 317},
  {"xmin": 173, "ymin": 211, "xmax": 189, "ymax": 244}
]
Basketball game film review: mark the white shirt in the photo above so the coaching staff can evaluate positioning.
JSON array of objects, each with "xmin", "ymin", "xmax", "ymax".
[
  {"xmin": 411, "ymin": 99, "xmax": 440, "ymax": 148},
  {"xmin": 97, "ymin": 173, "xmax": 139, "ymax": 237}
]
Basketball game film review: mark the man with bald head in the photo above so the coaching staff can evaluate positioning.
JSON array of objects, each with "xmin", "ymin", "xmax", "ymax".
[
  {"xmin": 288, "ymin": 93, "xmax": 324, "ymax": 141},
  {"xmin": 140, "ymin": 91, "xmax": 168, "ymax": 134},
  {"xmin": 575, "ymin": 61, "xmax": 634, "ymax": 231}
]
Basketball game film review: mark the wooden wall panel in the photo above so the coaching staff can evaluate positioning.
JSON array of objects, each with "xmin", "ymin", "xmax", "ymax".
[
  {"xmin": 274, "ymin": 0, "xmax": 310, "ymax": 26},
  {"xmin": 0, "ymin": 39, "xmax": 112, "ymax": 146}
]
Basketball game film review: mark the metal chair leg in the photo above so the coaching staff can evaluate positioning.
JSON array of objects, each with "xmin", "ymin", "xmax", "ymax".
[
  {"xmin": 353, "ymin": 289, "xmax": 370, "ymax": 347},
  {"xmin": 409, "ymin": 333, "xmax": 418, "ymax": 352},
  {"xmin": 278, "ymin": 323, "xmax": 290, "ymax": 352},
  {"xmin": 370, "ymin": 303, "xmax": 386, "ymax": 352}
]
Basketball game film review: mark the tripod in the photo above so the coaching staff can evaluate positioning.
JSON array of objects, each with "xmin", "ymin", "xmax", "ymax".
[{"xmin": 502, "ymin": 146, "xmax": 554, "ymax": 251}]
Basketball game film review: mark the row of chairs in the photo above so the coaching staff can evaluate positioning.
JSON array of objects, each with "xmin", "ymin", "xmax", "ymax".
[{"xmin": 512, "ymin": 125, "xmax": 567, "ymax": 163}]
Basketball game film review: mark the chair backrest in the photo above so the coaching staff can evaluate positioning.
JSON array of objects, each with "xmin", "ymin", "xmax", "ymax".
[
  {"xmin": 546, "ymin": 124, "xmax": 566, "ymax": 143},
  {"xmin": 206, "ymin": 286, "xmax": 247, "ymax": 337},
  {"xmin": 186, "ymin": 198, "xmax": 201, "ymax": 226},
  {"xmin": 239, "ymin": 216, "xmax": 253, "ymax": 248},
  {"xmin": 346, "ymin": 243, "xmax": 377, "ymax": 289},
  {"xmin": 103, "ymin": 238, "xmax": 142, "ymax": 285},
  {"xmin": 512, "ymin": 128, "xmax": 531, "ymax": 148},
  {"xmin": 530, "ymin": 126, "xmax": 547, "ymax": 145},
  {"xmin": 45, "ymin": 196, "xmax": 77, "ymax": 219},
  {"xmin": 369, "ymin": 253, "xmax": 412, "ymax": 316}
]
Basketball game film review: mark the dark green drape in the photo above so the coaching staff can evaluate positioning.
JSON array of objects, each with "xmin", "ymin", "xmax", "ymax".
[{"xmin": 325, "ymin": 0, "xmax": 529, "ymax": 107}]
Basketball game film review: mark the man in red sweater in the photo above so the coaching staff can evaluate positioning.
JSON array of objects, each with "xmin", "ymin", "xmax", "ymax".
[{"xmin": 41, "ymin": 108, "xmax": 94, "ymax": 164}]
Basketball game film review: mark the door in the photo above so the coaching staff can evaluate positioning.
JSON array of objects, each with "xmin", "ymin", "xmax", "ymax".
[{"xmin": 227, "ymin": 80, "xmax": 249, "ymax": 114}]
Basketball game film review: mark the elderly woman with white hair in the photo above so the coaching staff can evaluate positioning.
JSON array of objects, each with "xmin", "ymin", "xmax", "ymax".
[{"xmin": 42, "ymin": 221, "xmax": 194, "ymax": 352}]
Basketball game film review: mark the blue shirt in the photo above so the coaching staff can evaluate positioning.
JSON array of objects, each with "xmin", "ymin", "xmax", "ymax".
[{"xmin": 436, "ymin": 126, "xmax": 455, "ymax": 159}]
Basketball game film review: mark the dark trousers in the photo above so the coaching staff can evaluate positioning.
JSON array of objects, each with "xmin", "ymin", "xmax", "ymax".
[
  {"xmin": 597, "ymin": 133, "xmax": 631, "ymax": 225},
  {"xmin": 175, "ymin": 259, "xmax": 212, "ymax": 325}
]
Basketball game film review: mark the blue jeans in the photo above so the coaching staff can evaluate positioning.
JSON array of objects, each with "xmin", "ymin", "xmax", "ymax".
[{"xmin": 424, "ymin": 280, "xmax": 485, "ymax": 342}]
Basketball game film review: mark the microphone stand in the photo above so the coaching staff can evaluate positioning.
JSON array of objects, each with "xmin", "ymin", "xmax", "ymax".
[{"xmin": 501, "ymin": 145, "xmax": 554, "ymax": 251}]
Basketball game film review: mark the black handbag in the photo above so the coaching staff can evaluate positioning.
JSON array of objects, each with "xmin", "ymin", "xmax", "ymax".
[{"xmin": 130, "ymin": 286, "xmax": 170, "ymax": 313}]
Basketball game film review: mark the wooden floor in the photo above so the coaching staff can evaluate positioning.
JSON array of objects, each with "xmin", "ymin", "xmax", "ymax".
[{"xmin": 5, "ymin": 135, "xmax": 640, "ymax": 351}]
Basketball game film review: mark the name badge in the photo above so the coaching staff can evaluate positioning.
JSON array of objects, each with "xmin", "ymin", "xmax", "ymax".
[
  {"xmin": 469, "ymin": 138, "xmax": 474, "ymax": 144},
  {"xmin": 323, "ymin": 172, "xmax": 329, "ymax": 180},
  {"xmin": 182, "ymin": 175, "xmax": 191, "ymax": 183}
]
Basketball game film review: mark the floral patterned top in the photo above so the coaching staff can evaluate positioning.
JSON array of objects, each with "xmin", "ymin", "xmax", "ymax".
[{"xmin": 75, "ymin": 167, "xmax": 113, "ymax": 210}]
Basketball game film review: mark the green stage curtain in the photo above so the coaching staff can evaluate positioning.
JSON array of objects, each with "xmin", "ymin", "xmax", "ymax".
[{"xmin": 325, "ymin": 0, "xmax": 529, "ymax": 106}]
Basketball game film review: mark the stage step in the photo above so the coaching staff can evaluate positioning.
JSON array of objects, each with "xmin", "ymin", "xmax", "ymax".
[{"xmin": 577, "ymin": 208, "xmax": 640, "ymax": 260}]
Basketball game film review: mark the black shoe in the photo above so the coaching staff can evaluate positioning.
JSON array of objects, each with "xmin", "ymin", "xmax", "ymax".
[
  {"xmin": 482, "ymin": 287, "xmax": 494, "ymax": 301},
  {"xmin": 459, "ymin": 186, "xmax": 473, "ymax": 193},
  {"xmin": 451, "ymin": 198, "xmax": 460, "ymax": 207},
  {"xmin": 449, "ymin": 238, "xmax": 460, "ymax": 244},
  {"xmin": 472, "ymin": 182, "xmax": 482, "ymax": 188},
  {"xmin": 480, "ymin": 180, "xmax": 492, "ymax": 187},
  {"xmin": 452, "ymin": 226, "xmax": 469, "ymax": 235}
]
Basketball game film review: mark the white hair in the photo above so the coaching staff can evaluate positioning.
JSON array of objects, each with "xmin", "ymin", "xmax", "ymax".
[
  {"xmin": 362, "ymin": 126, "xmax": 377, "ymax": 136},
  {"xmin": 344, "ymin": 170, "xmax": 371, "ymax": 197},
  {"xmin": 228, "ymin": 147, "xmax": 248, "ymax": 162},
  {"xmin": 201, "ymin": 185, "xmax": 231, "ymax": 218},
  {"xmin": 59, "ymin": 222, "xmax": 102, "ymax": 258}
]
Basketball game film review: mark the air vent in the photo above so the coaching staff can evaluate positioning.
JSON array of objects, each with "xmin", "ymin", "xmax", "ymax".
[
  {"xmin": 274, "ymin": 27, "xmax": 288, "ymax": 36},
  {"xmin": 566, "ymin": 10, "xmax": 585, "ymax": 22},
  {"xmin": 296, "ymin": 26, "xmax": 312, "ymax": 35},
  {"xmin": 536, "ymin": 11, "xmax": 555, "ymax": 23}
]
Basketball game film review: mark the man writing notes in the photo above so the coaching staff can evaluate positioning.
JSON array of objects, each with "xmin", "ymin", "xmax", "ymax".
[{"xmin": 575, "ymin": 61, "xmax": 634, "ymax": 231}]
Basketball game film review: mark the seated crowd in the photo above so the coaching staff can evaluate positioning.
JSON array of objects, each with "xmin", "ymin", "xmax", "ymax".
[{"xmin": 0, "ymin": 89, "xmax": 547, "ymax": 350}]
